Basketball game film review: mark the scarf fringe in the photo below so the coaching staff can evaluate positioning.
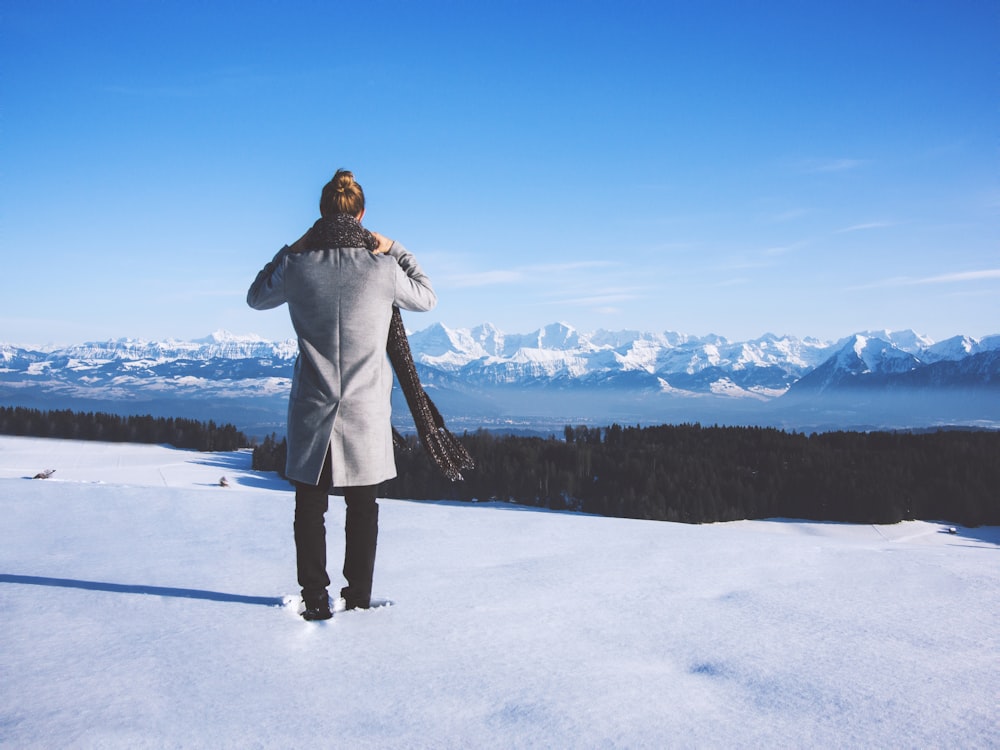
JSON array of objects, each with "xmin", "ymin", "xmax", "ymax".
[{"xmin": 387, "ymin": 307, "xmax": 475, "ymax": 482}]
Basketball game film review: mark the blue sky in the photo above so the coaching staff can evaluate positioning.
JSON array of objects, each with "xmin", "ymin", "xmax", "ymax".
[{"xmin": 2, "ymin": 0, "xmax": 997, "ymax": 346}]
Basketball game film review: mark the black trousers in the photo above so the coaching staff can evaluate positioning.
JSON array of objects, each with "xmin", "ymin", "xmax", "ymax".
[{"xmin": 293, "ymin": 450, "xmax": 379, "ymax": 608}]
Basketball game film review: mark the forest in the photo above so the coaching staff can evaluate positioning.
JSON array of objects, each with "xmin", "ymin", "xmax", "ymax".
[
  {"xmin": 4, "ymin": 405, "xmax": 995, "ymax": 527},
  {"xmin": 254, "ymin": 423, "xmax": 998, "ymax": 527},
  {"xmin": 0, "ymin": 406, "xmax": 249, "ymax": 452}
]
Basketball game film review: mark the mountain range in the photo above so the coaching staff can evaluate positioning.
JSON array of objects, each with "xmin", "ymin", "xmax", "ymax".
[{"xmin": 2, "ymin": 324, "xmax": 998, "ymax": 436}]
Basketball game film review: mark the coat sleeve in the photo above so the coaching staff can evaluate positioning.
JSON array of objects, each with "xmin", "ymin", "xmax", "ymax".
[
  {"xmin": 387, "ymin": 241, "xmax": 437, "ymax": 312},
  {"xmin": 247, "ymin": 246, "xmax": 289, "ymax": 310}
]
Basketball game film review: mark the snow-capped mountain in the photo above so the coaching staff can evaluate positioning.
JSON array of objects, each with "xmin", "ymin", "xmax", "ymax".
[
  {"xmin": 788, "ymin": 335, "xmax": 923, "ymax": 394},
  {"xmin": 787, "ymin": 333, "xmax": 1000, "ymax": 395},
  {"xmin": 408, "ymin": 322, "xmax": 836, "ymax": 395},
  {"xmin": 54, "ymin": 330, "xmax": 300, "ymax": 363},
  {"xmin": 1, "ymin": 324, "xmax": 998, "ymax": 434}
]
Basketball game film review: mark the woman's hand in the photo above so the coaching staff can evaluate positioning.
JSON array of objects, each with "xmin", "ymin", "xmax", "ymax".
[{"xmin": 371, "ymin": 231, "xmax": 394, "ymax": 255}]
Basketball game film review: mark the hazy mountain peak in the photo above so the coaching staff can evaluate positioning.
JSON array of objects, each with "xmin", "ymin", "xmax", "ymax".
[
  {"xmin": 2, "ymin": 323, "xmax": 997, "ymax": 433},
  {"xmin": 194, "ymin": 330, "xmax": 268, "ymax": 345}
]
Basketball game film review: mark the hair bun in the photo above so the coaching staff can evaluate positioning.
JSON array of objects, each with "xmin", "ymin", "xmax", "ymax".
[
  {"xmin": 320, "ymin": 168, "xmax": 365, "ymax": 218},
  {"xmin": 334, "ymin": 170, "xmax": 355, "ymax": 192}
]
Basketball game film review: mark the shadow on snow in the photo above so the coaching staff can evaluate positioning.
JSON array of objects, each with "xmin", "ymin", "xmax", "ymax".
[{"xmin": 0, "ymin": 574, "xmax": 283, "ymax": 607}]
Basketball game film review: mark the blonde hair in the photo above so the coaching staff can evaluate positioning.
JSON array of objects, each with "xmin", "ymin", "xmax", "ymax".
[{"xmin": 319, "ymin": 169, "xmax": 366, "ymax": 218}]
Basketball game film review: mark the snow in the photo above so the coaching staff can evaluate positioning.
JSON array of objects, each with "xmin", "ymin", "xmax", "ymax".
[
  {"xmin": 194, "ymin": 329, "xmax": 271, "ymax": 345},
  {"xmin": 1, "ymin": 435, "xmax": 998, "ymax": 748},
  {"xmin": 708, "ymin": 377, "xmax": 774, "ymax": 401},
  {"xmin": 25, "ymin": 362, "xmax": 52, "ymax": 375}
]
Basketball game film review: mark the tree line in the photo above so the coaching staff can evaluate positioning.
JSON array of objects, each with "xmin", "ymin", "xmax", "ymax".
[
  {"xmin": 253, "ymin": 422, "xmax": 998, "ymax": 526},
  {"xmin": 0, "ymin": 406, "xmax": 249, "ymax": 452}
]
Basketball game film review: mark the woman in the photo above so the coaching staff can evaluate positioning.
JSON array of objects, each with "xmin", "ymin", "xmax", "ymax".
[{"xmin": 247, "ymin": 169, "xmax": 437, "ymax": 620}]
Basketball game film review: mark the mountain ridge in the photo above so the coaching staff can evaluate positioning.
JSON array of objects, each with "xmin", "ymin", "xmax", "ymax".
[{"xmin": 2, "ymin": 322, "xmax": 998, "ymax": 435}]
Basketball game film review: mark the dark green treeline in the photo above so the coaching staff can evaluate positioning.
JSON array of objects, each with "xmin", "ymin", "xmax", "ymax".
[
  {"xmin": 0, "ymin": 406, "xmax": 249, "ymax": 452},
  {"xmin": 252, "ymin": 423, "xmax": 999, "ymax": 527},
  {"xmin": 394, "ymin": 425, "xmax": 998, "ymax": 526}
]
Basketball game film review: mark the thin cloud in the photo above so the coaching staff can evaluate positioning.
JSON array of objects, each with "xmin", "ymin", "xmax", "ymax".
[
  {"xmin": 763, "ymin": 240, "xmax": 810, "ymax": 257},
  {"xmin": 712, "ymin": 257, "xmax": 776, "ymax": 271},
  {"xmin": 538, "ymin": 282, "xmax": 648, "ymax": 308},
  {"xmin": 547, "ymin": 292, "xmax": 642, "ymax": 307},
  {"xmin": 527, "ymin": 261, "xmax": 617, "ymax": 273},
  {"xmin": 444, "ymin": 260, "xmax": 617, "ymax": 288},
  {"xmin": 836, "ymin": 221, "xmax": 895, "ymax": 234},
  {"xmin": 916, "ymin": 269, "xmax": 1000, "ymax": 284},
  {"xmin": 762, "ymin": 208, "xmax": 810, "ymax": 224},
  {"xmin": 847, "ymin": 268, "xmax": 1000, "ymax": 290},
  {"xmin": 799, "ymin": 158, "xmax": 867, "ymax": 174},
  {"xmin": 446, "ymin": 270, "xmax": 525, "ymax": 288}
]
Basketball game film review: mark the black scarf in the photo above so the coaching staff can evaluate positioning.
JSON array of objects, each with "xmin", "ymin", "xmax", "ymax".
[
  {"xmin": 302, "ymin": 213, "xmax": 378, "ymax": 254},
  {"xmin": 301, "ymin": 215, "xmax": 474, "ymax": 482}
]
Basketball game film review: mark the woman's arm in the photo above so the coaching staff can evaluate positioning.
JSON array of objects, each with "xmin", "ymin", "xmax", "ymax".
[
  {"xmin": 246, "ymin": 246, "xmax": 289, "ymax": 310},
  {"xmin": 386, "ymin": 240, "xmax": 437, "ymax": 312}
]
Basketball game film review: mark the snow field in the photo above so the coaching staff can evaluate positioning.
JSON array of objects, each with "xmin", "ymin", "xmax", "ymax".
[{"xmin": 1, "ymin": 436, "xmax": 997, "ymax": 748}]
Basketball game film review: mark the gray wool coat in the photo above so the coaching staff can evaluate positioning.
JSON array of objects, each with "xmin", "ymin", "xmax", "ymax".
[{"xmin": 247, "ymin": 241, "xmax": 437, "ymax": 487}]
